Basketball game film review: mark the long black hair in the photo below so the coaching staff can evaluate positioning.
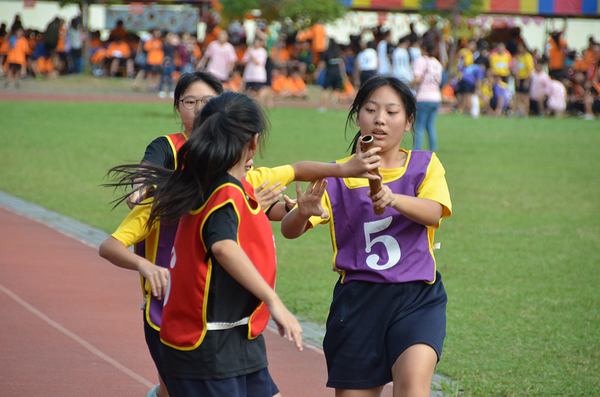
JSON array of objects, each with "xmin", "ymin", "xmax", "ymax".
[
  {"xmin": 345, "ymin": 75, "xmax": 416, "ymax": 153},
  {"xmin": 106, "ymin": 92, "xmax": 267, "ymax": 227}
]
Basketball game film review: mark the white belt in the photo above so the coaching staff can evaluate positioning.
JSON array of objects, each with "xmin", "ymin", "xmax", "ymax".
[{"xmin": 206, "ymin": 317, "xmax": 250, "ymax": 331}]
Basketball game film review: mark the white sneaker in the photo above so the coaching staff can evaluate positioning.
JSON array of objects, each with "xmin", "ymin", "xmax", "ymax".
[
  {"xmin": 169, "ymin": 91, "xmax": 175, "ymax": 99},
  {"xmin": 159, "ymin": 91, "xmax": 167, "ymax": 98},
  {"xmin": 583, "ymin": 114, "xmax": 595, "ymax": 121},
  {"xmin": 317, "ymin": 107, "xmax": 327, "ymax": 113}
]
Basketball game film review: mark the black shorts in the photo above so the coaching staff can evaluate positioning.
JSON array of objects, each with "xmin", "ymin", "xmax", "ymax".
[
  {"xmin": 516, "ymin": 78, "xmax": 530, "ymax": 93},
  {"xmin": 8, "ymin": 63, "xmax": 22, "ymax": 71},
  {"xmin": 245, "ymin": 82, "xmax": 264, "ymax": 91},
  {"xmin": 360, "ymin": 70, "xmax": 376, "ymax": 86},
  {"xmin": 143, "ymin": 313, "xmax": 166, "ymax": 384},
  {"xmin": 323, "ymin": 74, "xmax": 342, "ymax": 90},
  {"xmin": 147, "ymin": 64, "xmax": 163, "ymax": 73},
  {"xmin": 459, "ymin": 79, "xmax": 475, "ymax": 94},
  {"xmin": 323, "ymin": 273, "xmax": 447, "ymax": 389},
  {"xmin": 165, "ymin": 367, "xmax": 279, "ymax": 397}
]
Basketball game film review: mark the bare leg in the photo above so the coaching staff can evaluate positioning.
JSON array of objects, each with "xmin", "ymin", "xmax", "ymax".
[
  {"xmin": 391, "ymin": 344, "xmax": 438, "ymax": 397},
  {"xmin": 156, "ymin": 373, "xmax": 169, "ymax": 397}
]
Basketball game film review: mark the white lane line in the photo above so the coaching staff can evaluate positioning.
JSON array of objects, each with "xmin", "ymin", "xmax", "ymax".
[{"xmin": 0, "ymin": 282, "xmax": 154, "ymax": 388}]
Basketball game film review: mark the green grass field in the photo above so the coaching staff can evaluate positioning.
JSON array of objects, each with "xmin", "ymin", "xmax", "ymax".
[{"xmin": 1, "ymin": 97, "xmax": 599, "ymax": 396}]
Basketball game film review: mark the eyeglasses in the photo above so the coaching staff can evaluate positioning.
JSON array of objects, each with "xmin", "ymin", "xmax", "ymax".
[{"xmin": 179, "ymin": 95, "xmax": 215, "ymax": 110}]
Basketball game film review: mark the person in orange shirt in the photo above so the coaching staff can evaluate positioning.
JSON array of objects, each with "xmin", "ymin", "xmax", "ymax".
[
  {"xmin": 270, "ymin": 66, "xmax": 291, "ymax": 99},
  {"xmin": 109, "ymin": 19, "xmax": 126, "ymax": 42},
  {"xmin": 144, "ymin": 29, "xmax": 164, "ymax": 91},
  {"xmin": 106, "ymin": 36, "xmax": 133, "ymax": 77},
  {"xmin": 547, "ymin": 30, "xmax": 568, "ymax": 80},
  {"xmin": 271, "ymin": 35, "xmax": 290, "ymax": 68},
  {"xmin": 4, "ymin": 27, "xmax": 30, "ymax": 87},
  {"xmin": 288, "ymin": 67, "xmax": 309, "ymax": 99},
  {"xmin": 55, "ymin": 22, "xmax": 67, "ymax": 74},
  {"xmin": 224, "ymin": 69, "xmax": 243, "ymax": 92}
]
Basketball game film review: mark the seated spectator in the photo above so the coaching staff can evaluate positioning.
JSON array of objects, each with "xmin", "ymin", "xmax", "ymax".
[
  {"xmin": 484, "ymin": 70, "xmax": 512, "ymax": 117},
  {"xmin": 223, "ymin": 69, "xmax": 243, "ymax": 92},
  {"xmin": 106, "ymin": 36, "xmax": 133, "ymax": 77},
  {"xmin": 271, "ymin": 66, "xmax": 292, "ymax": 99},
  {"xmin": 459, "ymin": 63, "xmax": 485, "ymax": 117},
  {"xmin": 288, "ymin": 67, "xmax": 309, "ymax": 99}
]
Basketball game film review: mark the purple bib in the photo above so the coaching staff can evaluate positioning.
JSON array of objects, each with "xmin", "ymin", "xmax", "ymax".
[
  {"xmin": 135, "ymin": 220, "xmax": 178, "ymax": 328},
  {"xmin": 326, "ymin": 150, "xmax": 437, "ymax": 284}
]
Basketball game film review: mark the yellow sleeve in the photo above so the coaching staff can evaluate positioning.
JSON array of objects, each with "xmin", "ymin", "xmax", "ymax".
[
  {"xmin": 111, "ymin": 199, "xmax": 154, "ymax": 247},
  {"xmin": 245, "ymin": 165, "xmax": 295, "ymax": 189},
  {"xmin": 417, "ymin": 153, "xmax": 452, "ymax": 226}
]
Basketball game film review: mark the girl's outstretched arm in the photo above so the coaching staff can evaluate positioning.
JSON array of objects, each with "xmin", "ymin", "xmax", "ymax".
[
  {"xmin": 210, "ymin": 239, "xmax": 304, "ymax": 351},
  {"xmin": 99, "ymin": 237, "xmax": 169, "ymax": 300},
  {"xmin": 281, "ymin": 180, "xmax": 328, "ymax": 239},
  {"xmin": 291, "ymin": 137, "xmax": 381, "ymax": 181},
  {"xmin": 369, "ymin": 185, "xmax": 443, "ymax": 227}
]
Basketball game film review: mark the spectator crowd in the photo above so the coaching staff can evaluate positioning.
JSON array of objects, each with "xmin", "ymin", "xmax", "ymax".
[{"xmin": 1, "ymin": 12, "xmax": 599, "ymax": 119}]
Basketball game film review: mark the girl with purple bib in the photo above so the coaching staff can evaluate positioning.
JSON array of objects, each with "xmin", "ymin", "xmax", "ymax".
[{"xmin": 281, "ymin": 75, "xmax": 452, "ymax": 397}]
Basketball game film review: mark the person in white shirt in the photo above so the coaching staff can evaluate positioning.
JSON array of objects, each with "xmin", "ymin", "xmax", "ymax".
[
  {"xmin": 198, "ymin": 30, "xmax": 238, "ymax": 82},
  {"xmin": 356, "ymin": 40, "xmax": 378, "ymax": 86},
  {"xmin": 392, "ymin": 36, "xmax": 413, "ymax": 84},
  {"xmin": 377, "ymin": 29, "xmax": 392, "ymax": 75}
]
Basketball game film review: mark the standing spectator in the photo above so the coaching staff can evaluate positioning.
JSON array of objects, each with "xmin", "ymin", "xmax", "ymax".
[
  {"xmin": 456, "ymin": 40, "xmax": 476, "ymax": 74},
  {"xmin": 529, "ymin": 58, "xmax": 551, "ymax": 116},
  {"xmin": 4, "ymin": 27, "xmax": 29, "ymax": 88},
  {"xmin": 241, "ymin": 36, "xmax": 269, "ymax": 105},
  {"xmin": 490, "ymin": 42, "xmax": 512, "ymax": 83},
  {"xmin": 547, "ymin": 30, "xmax": 568, "ymax": 80},
  {"xmin": 67, "ymin": 16, "xmax": 83, "ymax": 74},
  {"xmin": 514, "ymin": 43, "xmax": 535, "ymax": 117},
  {"xmin": 132, "ymin": 32, "xmax": 150, "ymax": 90},
  {"xmin": 315, "ymin": 38, "xmax": 346, "ymax": 113},
  {"xmin": 356, "ymin": 40, "xmax": 378, "ymax": 86},
  {"xmin": 376, "ymin": 29, "xmax": 392, "ymax": 75},
  {"xmin": 44, "ymin": 17, "xmax": 61, "ymax": 67},
  {"xmin": 408, "ymin": 36, "xmax": 422, "ymax": 63},
  {"xmin": 159, "ymin": 33, "xmax": 179, "ymax": 98},
  {"xmin": 198, "ymin": 30, "xmax": 237, "ymax": 83},
  {"xmin": 144, "ymin": 29, "xmax": 164, "ymax": 91},
  {"xmin": 412, "ymin": 37, "xmax": 443, "ymax": 152},
  {"xmin": 392, "ymin": 36, "xmax": 413, "ymax": 84}
]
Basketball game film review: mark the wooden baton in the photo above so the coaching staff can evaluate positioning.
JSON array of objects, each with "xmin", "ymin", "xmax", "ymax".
[{"xmin": 360, "ymin": 135, "xmax": 385, "ymax": 215}]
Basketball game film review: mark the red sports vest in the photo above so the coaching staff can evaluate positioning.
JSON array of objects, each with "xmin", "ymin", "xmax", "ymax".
[{"xmin": 160, "ymin": 178, "xmax": 277, "ymax": 351}]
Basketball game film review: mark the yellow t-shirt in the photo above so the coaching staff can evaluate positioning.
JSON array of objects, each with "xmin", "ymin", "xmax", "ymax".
[
  {"xmin": 490, "ymin": 51, "xmax": 512, "ymax": 77},
  {"xmin": 516, "ymin": 52, "xmax": 534, "ymax": 80}
]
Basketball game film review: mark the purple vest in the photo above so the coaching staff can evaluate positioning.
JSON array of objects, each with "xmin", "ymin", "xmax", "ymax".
[
  {"xmin": 326, "ymin": 150, "xmax": 437, "ymax": 284},
  {"xmin": 135, "ymin": 221, "xmax": 178, "ymax": 328}
]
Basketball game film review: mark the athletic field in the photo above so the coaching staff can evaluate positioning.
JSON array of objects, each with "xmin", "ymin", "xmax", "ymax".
[{"xmin": 1, "ymin": 76, "xmax": 599, "ymax": 396}]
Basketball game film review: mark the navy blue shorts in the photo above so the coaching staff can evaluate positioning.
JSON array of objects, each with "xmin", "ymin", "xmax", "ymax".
[
  {"xmin": 323, "ymin": 272, "xmax": 447, "ymax": 390},
  {"xmin": 143, "ymin": 313, "xmax": 167, "ymax": 385},
  {"xmin": 165, "ymin": 367, "xmax": 279, "ymax": 397},
  {"xmin": 245, "ymin": 82, "xmax": 264, "ymax": 91}
]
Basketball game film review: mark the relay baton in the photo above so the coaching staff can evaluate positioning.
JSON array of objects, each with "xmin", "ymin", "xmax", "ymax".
[{"xmin": 360, "ymin": 135, "xmax": 385, "ymax": 215}]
